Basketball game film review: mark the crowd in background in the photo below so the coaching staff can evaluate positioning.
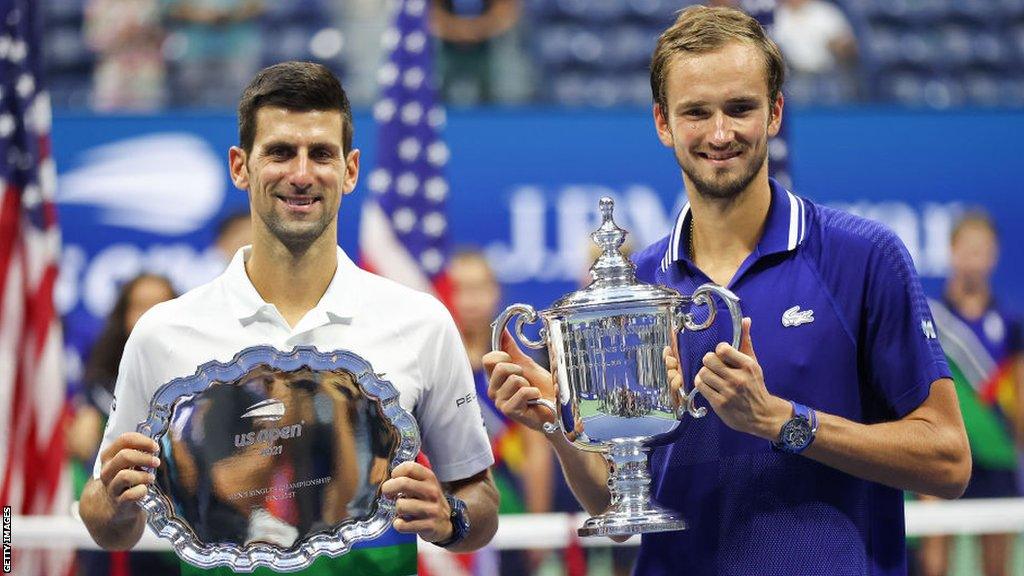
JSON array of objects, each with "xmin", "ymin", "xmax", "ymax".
[{"xmin": 42, "ymin": 0, "xmax": 1024, "ymax": 110}]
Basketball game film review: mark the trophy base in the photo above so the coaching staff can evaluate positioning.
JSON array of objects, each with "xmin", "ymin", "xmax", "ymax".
[{"xmin": 577, "ymin": 505, "xmax": 687, "ymax": 537}]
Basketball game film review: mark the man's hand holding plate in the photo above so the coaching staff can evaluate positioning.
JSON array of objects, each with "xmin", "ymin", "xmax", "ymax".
[
  {"xmin": 98, "ymin": 432, "xmax": 160, "ymax": 517},
  {"xmin": 382, "ymin": 461, "xmax": 453, "ymax": 544}
]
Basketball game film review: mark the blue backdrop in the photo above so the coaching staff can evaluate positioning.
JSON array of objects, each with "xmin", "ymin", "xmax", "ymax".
[{"xmin": 52, "ymin": 107, "xmax": 1024, "ymax": 388}]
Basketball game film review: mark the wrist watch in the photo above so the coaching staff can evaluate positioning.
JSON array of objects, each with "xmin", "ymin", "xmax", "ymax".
[
  {"xmin": 771, "ymin": 401, "xmax": 818, "ymax": 454},
  {"xmin": 434, "ymin": 493, "xmax": 470, "ymax": 548}
]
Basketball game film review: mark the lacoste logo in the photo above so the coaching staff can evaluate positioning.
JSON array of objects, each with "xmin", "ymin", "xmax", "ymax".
[
  {"xmin": 782, "ymin": 306, "xmax": 814, "ymax": 327},
  {"xmin": 241, "ymin": 398, "xmax": 285, "ymax": 422}
]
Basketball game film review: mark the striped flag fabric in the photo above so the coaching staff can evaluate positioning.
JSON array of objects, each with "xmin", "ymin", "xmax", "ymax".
[
  {"xmin": 0, "ymin": 1, "xmax": 73, "ymax": 575},
  {"xmin": 359, "ymin": 0, "xmax": 453, "ymax": 306},
  {"xmin": 360, "ymin": 2, "xmax": 486, "ymax": 574}
]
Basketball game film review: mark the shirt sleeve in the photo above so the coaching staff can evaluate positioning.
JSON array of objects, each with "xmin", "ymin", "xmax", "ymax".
[
  {"xmin": 91, "ymin": 325, "xmax": 154, "ymax": 478},
  {"xmin": 861, "ymin": 228, "xmax": 951, "ymax": 418},
  {"xmin": 414, "ymin": 300, "xmax": 495, "ymax": 483}
]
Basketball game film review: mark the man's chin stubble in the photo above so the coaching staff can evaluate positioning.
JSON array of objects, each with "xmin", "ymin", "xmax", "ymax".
[
  {"xmin": 266, "ymin": 220, "xmax": 327, "ymax": 255},
  {"xmin": 685, "ymin": 168, "xmax": 757, "ymax": 203}
]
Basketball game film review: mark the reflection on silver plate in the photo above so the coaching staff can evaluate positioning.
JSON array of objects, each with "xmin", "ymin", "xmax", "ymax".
[{"xmin": 136, "ymin": 345, "xmax": 420, "ymax": 572}]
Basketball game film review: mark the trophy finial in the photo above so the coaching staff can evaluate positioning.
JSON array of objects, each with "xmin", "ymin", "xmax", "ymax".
[
  {"xmin": 589, "ymin": 197, "xmax": 635, "ymax": 286},
  {"xmin": 591, "ymin": 197, "xmax": 626, "ymax": 252}
]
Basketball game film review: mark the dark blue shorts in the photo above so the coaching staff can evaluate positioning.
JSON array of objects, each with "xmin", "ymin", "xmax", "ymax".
[{"xmin": 961, "ymin": 464, "xmax": 1021, "ymax": 499}]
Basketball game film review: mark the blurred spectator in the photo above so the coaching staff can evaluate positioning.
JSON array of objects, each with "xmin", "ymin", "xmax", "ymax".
[
  {"xmin": 164, "ymin": 0, "xmax": 264, "ymax": 107},
  {"xmin": 430, "ymin": 0, "xmax": 521, "ymax": 104},
  {"xmin": 83, "ymin": 0, "xmax": 167, "ymax": 110},
  {"xmin": 773, "ymin": 0, "xmax": 857, "ymax": 74},
  {"xmin": 336, "ymin": 0, "xmax": 391, "ymax": 106},
  {"xmin": 68, "ymin": 273, "xmax": 177, "ymax": 575},
  {"xmin": 917, "ymin": 212, "xmax": 1023, "ymax": 576},
  {"xmin": 212, "ymin": 210, "xmax": 252, "ymax": 263},
  {"xmin": 448, "ymin": 249, "xmax": 552, "ymax": 575},
  {"xmin": 68, "ymin": 274, "xmax": 177, "ymax": 468},
  {"xmin": 190, "ymin": 211, "xmax": 253, "ymax": 289}
]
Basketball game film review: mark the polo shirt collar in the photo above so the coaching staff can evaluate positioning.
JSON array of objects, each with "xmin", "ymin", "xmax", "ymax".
[
  {"xmin": 319, "ymin": 247, "xmax": 361, "ymax": 321},
  {"xmin": 660, "ymin": 177, "xmax": 808, "ymax": 273},
  {"xmin": 224, "ymin": 245, "xmax": 361, "ymax": 324}
]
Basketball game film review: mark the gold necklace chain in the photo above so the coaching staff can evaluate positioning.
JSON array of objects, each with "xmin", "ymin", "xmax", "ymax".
[{"xmin": 687, "ymin": 217, "xmax": 695, "ymax": 262}]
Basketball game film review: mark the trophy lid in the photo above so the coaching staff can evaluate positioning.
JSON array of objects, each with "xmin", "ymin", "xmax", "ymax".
[{"xmin": 550, "ymin": 197, "xmax": 683, "ymax": 311}]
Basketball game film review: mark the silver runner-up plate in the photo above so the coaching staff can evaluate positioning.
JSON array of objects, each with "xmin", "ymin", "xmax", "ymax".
[{"xmin": 135, "ymin": 345, "xmax": 420, "ymax": 572}]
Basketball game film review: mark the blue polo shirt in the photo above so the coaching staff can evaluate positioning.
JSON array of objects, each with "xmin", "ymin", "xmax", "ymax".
[{"xmin": 631, "ymin": 179, "xmax": 950, "ymax": 576}]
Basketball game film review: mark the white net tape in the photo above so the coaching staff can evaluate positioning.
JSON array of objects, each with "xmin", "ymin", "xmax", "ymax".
[{"xmin": 10, "ymin": 498, "xmax": 1024, "ymax": 552}]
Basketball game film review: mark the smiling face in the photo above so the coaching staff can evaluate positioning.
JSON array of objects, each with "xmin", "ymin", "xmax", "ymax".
[
  {"xmin": 653, "ymin": 41, "xmax": 782, "ymax": 202},
  {"xmin": 229, "ymin": 107, "xmax": 359, "ymax": 253}
]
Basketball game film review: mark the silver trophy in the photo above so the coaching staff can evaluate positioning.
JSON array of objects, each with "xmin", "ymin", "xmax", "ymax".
[
  {"xmin": 136, "ymin": 346, "xmax": 420, "ymax": 572},
  {"xmin": 492, "ymin": 197, "xmax": 742, "ymax": 537}
]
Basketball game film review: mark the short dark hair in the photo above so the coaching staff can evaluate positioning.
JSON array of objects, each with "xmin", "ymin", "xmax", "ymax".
[
  {"xmin": 650, "ymin": 6, "xmax": 785, "ymax": 119},
  {"xmin": 238, "ymin": 61, "xmax": 353, "ymax": 155}
]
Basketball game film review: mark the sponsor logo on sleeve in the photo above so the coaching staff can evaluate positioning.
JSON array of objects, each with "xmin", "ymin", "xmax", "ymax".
[
  {"xmin": 921, "ymin": 319, "xmax": 937, "ymax": 339},
  {"xmin": 455, "ymin": 393, "xmax": 475, "ymax": 408}
]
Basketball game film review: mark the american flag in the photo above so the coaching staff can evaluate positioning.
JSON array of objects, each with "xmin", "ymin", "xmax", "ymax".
[
  {"xmin": 0, "ymin": 1, "xmax": 73, "ymax": 575},
  {"xmin": 360, "ymin": 2, "xmax": 484, "ymax": 574},
  {"xmin": 359, "ymin": 0, "xmax": 453, "ymax": 306}
]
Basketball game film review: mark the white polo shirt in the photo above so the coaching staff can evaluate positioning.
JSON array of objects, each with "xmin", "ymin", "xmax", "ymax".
[{"xmin": 95, "ymin": 246, "xmax": 494, "ymax": 483}]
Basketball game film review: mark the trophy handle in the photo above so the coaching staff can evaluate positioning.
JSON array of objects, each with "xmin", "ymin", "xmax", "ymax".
[
  {"xmin": 529, "ymin": 398, "xmax": 560, "ymax": 434},
  {"xmin": 678, "ymin": 284, "xmax": 743, "ymax": 419},
  {"xmin": 491, "ymin": 304, "xmax": 558, "ymax": 433},
  {"xmin": 491, "ymin": 303, "xmax": 548, "ymax": 351}
]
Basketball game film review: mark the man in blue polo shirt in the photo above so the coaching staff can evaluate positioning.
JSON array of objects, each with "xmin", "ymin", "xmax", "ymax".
[{"xmin": 483, "ymin": 5, "xmax": 970, "ymax": 575}]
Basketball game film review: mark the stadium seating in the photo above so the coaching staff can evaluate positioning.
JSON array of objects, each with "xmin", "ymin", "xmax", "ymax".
[
  {"xmin": 39, "ymin": 0, "xmax": 1024, "ymax": 109},
  {"xmin": 40, "ymin": 0, "xmax": 343, "ymax": 110}
]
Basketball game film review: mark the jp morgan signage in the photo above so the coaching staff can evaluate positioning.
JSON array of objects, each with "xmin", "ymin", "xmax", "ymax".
[{"xmin": 483, "ymin": 183, "xmax": 963, "ymax": 285}]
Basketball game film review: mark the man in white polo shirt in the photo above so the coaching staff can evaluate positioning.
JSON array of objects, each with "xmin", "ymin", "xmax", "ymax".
[{"xmin": 79, "ymin": 61, "xmax": 498, "ymax": 574}]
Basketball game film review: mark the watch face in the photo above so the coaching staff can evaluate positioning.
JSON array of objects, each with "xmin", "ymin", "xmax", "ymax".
[{"xmin": 781, "ymin": 417, "xmax": 812, "ymax": 449}]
